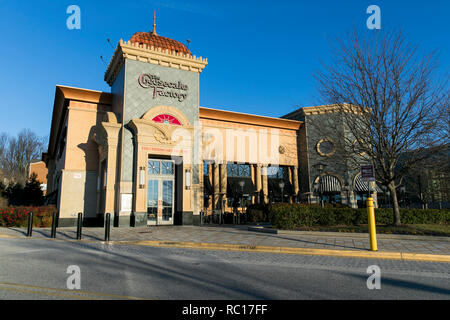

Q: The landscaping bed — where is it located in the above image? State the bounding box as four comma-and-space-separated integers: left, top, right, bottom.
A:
246, 203, 450, 236
283, 224, 450, 237
0, 206, 56, 228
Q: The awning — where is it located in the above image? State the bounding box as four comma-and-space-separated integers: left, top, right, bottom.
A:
203, 175, 213, 196
316, 175, 342, 192
227, 177, 256, 197
268, 178, 295, 197
354, 175, 382, 192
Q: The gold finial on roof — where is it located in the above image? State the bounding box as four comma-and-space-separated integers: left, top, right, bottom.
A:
152, 11, 157, 35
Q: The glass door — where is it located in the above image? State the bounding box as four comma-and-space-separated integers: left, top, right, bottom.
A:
147, 159, 175, 225
147, 179, 159, 223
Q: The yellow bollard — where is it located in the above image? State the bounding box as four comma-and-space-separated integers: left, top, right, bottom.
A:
366, 197, 378, 251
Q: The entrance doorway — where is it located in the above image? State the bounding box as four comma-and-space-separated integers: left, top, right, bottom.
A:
147, 159, 175, 225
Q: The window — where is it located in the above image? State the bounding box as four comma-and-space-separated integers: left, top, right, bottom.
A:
57, 127, 67, 160
161, 161, 173, 175
152, 114, 181, 126
227, 163, 251, 177
268, 166, 283, 179
148, 160, 160, 175
316, 138, 336, 157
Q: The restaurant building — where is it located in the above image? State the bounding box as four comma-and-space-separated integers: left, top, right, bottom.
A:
43, 24, 376, 227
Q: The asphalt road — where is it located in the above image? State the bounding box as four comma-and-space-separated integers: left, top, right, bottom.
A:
0, 238, 449, 300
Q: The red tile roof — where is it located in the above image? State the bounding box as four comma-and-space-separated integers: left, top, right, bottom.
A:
129, 32, 191, 55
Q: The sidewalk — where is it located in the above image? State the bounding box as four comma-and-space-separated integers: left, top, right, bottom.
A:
1, 225, 449, 261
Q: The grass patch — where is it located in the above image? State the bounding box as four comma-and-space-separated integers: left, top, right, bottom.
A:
285, 224, 450, 237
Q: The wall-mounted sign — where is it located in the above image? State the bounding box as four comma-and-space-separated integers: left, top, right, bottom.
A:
138, 73, 188, 102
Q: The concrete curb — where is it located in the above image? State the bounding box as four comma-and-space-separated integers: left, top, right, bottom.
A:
247, 226, 450, 242
1, 232, 449, 263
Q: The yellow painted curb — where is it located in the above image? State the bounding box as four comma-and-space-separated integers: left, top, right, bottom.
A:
0, 234, 19, 239
400, 253, 450, 263
2, 235, 449, 263
111, 240, 449, 263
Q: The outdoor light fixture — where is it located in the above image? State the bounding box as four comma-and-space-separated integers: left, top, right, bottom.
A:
139, 167, 145, 188
238, 180, 245, 225
279, 181, 285, 202
313, 163, 327, 207
313, 163, 327, 173
185, 170, 191, 189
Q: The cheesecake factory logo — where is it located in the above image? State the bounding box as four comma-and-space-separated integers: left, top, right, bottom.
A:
138, 73, 188, 102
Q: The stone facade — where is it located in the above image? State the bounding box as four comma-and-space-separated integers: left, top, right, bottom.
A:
283, 106, 378, 208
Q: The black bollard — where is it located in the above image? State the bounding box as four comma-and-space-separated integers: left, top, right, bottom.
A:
104, 213, 111, 242
50, 212, 57, 238
76, 212, 83, 240
27, 212, 34, 237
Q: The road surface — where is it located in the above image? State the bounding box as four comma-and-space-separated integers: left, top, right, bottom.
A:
0, 238, 449, 299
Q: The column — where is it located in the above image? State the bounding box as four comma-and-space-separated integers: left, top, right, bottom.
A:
288, 167, 293, 203
348, 190, 357, 208
219, 163, 227, 210
213, 163, 220, 211
262, 165, 268, 204
207, 163, 213, 212
293, 166, 299, 202
255, 164, 262, 203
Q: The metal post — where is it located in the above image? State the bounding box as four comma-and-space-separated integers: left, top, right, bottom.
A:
104, 213, 111, 242
76, 212, 83, 240
27, 212, 33, 237
366, 197, 378, 251
51, 212, 57, 238
320, 190, 324, 207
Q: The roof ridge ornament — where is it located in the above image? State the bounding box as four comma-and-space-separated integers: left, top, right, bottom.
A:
152, 10, 157, 35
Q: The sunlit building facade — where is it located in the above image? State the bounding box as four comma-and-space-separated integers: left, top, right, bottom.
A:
43, 25, 376, 227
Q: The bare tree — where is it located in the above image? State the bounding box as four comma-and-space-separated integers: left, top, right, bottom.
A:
1, 130, 45, 185
0, 133, 9, 182
314, 29, 449, 225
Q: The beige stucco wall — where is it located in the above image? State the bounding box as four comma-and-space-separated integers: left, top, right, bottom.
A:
200, 119, 299, 166
59, 170, 98, 219
57, 101, 105, 219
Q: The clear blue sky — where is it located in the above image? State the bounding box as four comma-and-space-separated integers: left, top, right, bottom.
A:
0, 0, 448, 139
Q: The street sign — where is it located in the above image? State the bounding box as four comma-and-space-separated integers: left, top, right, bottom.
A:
360, 164, 375, 181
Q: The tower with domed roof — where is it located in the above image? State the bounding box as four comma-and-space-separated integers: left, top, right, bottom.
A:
104, 16, 208, 227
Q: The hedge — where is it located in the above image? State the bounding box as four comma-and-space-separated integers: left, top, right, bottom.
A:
246, 203, 450, 229
0, 206, 56, 228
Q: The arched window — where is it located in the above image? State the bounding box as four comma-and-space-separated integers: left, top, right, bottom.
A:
152, 114, 181, 126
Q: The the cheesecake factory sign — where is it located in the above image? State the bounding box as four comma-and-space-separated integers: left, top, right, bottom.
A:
138, 73, 188, 102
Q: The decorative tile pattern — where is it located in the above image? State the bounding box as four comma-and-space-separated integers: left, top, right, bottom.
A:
130, 32, 191, 55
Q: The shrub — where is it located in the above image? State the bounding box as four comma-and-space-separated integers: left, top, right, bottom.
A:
246, 203, 270, 222
2, 173, 44, 207
0, 206, 56, 227
268, 203, 450, 229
